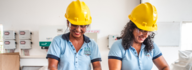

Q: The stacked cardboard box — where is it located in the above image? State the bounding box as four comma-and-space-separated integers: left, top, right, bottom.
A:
0, 53, 20, 70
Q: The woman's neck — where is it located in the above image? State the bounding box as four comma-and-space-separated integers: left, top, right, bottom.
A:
132, 43, 142, 48
131, 40, 142, 55
69, 34, 84, 42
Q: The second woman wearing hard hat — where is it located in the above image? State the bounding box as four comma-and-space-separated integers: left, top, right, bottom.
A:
108, 2, 170, 70
46, 0, 102, 70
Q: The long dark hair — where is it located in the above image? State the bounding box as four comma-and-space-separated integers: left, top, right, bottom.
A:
120, 21, 155, 52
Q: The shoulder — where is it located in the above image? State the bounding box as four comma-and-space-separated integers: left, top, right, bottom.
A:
112, 39, 123, 49
151, 42, 161, 55
113, 39, 122, 45
89, 39, 97, 45
53, 35, 64, 41
152, 42, 159, 50
110, 39, 125, 51
52, 34, 68, 44
87, 38, 99, 50
54, 35, 62, 40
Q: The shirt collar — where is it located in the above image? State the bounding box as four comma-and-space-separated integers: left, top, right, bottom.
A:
62, 32, 91, 43
129, 43, 146, 50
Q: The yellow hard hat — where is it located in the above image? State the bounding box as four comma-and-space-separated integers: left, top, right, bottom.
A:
65, 0, 92, 25
128, 2, 158, 31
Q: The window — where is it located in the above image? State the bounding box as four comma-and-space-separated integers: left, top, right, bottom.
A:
0, 24, 3, 53
180, 22, 192, 50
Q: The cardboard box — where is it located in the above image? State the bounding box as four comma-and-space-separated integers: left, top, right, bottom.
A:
0, 53, 20, 70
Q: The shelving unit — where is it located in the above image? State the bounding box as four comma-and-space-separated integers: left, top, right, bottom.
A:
20, 55, 46, 59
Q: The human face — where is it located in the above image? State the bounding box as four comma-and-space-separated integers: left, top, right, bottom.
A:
68, 22, 88, 38
132, 28, 152, 43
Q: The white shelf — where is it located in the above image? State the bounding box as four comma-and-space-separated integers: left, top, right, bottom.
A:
20, 55, 46, 59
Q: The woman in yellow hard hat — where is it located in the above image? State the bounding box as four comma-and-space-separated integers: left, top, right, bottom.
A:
108, 2, 170, 70
46, 0, 102, 70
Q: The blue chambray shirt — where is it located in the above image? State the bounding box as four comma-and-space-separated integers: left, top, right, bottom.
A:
108, 39, 162, 70
46, 33, 101, 70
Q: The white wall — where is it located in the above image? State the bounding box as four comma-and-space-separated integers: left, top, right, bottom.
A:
154, 22, 181, 46
0, 0, 140, 70
180, 22, 192, 51
150, 0, 192, 21
141, 0, 150, 3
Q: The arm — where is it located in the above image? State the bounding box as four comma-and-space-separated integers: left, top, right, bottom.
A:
108, 40, 124, 70
46, 37, 61, 70
152, 43, 170, 70
48, 58, 59, 70
153, 56, 170, 70
92, 61, 102, 70
90, 40, 102, 70
108, 59, 122, 70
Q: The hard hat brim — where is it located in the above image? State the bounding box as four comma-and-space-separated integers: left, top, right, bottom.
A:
67, 18, 92, 25
131, 19, 158, 31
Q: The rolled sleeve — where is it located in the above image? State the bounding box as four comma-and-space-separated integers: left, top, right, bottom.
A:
90, 40, 102, 63
108, 40, 125, 61
152, 43, 162, 60
46, 36, 61, 61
